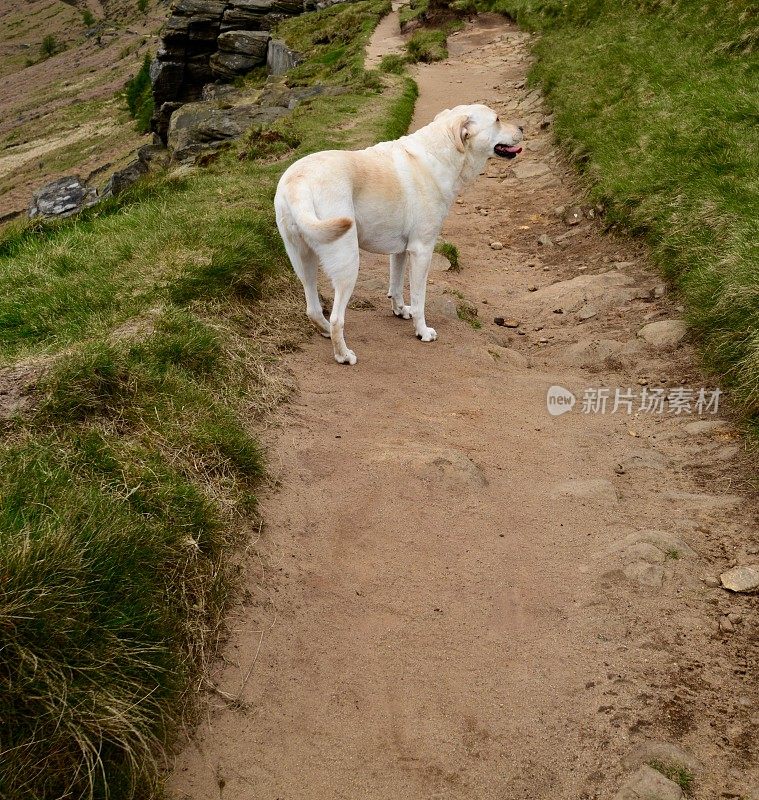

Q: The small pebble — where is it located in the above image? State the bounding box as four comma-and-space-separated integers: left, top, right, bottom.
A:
490, 241, 504, 250
527, 285, 538, 292
702, 576, 720, 588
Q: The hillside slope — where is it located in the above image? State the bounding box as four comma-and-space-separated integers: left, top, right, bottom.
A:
0, 0, 166, 220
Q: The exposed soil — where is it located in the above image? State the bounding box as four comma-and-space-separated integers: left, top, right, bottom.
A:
169, 13, 758, 800
0, 0, 164, 219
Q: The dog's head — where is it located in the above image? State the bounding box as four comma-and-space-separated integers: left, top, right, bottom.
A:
435, 104, 523, 160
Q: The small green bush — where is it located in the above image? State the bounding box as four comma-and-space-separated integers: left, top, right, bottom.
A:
82, 8, 96, 25
124, 53, 154, 133
39, 34, 59, 59
138, 0, 149, 12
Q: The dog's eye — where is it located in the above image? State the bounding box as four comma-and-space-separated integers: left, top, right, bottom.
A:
495, 116, 500, 122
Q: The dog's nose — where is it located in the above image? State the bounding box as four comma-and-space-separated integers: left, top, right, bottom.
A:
518, 126, 524, 133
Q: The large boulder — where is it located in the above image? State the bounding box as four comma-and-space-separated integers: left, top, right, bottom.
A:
101, 159, 149, 200
150, 59, 185, 108
154, 100, 184, 143
221, 9, 285, 29
209, 50, 265, 79
637, 319, 688, 348
167, 101, 289, 161
267, 38, 301, 74
28, 177, 97, 219
217, 30, 270, 57
172, 0, 227, 16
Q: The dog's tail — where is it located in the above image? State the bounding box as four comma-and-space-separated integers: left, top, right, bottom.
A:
298, 213, 353, 245
278, 177, 353, 247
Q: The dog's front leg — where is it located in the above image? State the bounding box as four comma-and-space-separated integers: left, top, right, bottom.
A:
407, 245, 437, 342
388, 252, 411, 319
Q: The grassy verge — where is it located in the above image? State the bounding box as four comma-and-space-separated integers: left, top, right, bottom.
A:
0, 1, 415, 797
478, 0, 759, 430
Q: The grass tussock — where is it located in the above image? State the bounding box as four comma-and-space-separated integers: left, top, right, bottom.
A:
406, 27, 449, 62
435, 239, 461, 271
0, 0, 415, 797
478, 0, 759, 427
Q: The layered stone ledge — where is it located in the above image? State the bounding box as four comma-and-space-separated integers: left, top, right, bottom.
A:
151, 0, 308, 142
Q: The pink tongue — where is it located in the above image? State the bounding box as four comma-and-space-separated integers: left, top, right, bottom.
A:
505, 145, 522, 153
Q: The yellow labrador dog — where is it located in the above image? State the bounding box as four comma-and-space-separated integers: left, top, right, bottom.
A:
274, 104, 523, 364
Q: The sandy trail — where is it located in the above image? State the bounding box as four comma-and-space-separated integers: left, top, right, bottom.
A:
169, 13, 758, 800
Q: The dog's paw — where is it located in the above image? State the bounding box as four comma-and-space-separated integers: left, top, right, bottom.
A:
335, 349, 357, 365
392, 305, 412, 320
416, 326, 437, 342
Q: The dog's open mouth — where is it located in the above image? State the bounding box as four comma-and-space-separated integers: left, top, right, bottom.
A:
494, 143, 522, 159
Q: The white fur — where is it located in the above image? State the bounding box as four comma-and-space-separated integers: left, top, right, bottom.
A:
274, 104, 523, 365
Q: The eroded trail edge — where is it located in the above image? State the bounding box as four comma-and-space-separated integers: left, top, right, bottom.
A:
170, 14, 758, 800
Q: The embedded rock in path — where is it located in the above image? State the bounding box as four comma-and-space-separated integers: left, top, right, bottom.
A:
623, 561, 665, 589
553, 478, 619, 504
683, 419, 728, 436
427, 294, 459, 320
527, 272, 639, 317
371, 444, 488, 489
28, 176, 98, 219
561, 337, 642, 369
563, 205, 583, 226
511, 160, 551, 179
618, 448, 668, 472
664, 490, 743, 512
720, 565, 759, 593
637, 319, 688, 348
614, 766, 684, 800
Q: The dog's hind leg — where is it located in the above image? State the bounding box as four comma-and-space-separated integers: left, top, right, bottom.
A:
387, 252, 411, 320
283, 236, 331, 337
323, 246, 360, 365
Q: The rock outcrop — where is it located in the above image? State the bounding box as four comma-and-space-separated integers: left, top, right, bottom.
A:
151, 0, 309, 142
28, 177, 98, 219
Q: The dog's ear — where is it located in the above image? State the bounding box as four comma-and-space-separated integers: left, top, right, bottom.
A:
450, 114, 471, 153
434, 108, 451, 121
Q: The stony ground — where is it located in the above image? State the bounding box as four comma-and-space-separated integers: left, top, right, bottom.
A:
0, 0, 165, 220
169, 13, 758, 800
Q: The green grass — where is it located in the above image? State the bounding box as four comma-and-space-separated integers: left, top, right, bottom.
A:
380, 75, 419, 140
475, 0, 759, 428
648, 759, 695, 794
124, 53, 154, 134
435, 239, 461, 271
379, 53, 408, 74
406, 27, 449, 62
0, 1, 413, 797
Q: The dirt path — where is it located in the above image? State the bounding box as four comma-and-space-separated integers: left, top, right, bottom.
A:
169, 14, 758, 800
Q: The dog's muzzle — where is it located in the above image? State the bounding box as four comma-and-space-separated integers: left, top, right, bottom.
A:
494, 143, 522, 159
